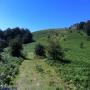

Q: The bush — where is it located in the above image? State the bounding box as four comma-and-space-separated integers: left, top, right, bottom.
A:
80, 42, 84, 48
47, 40, 64, 61
4, 75, 11, 85
87, 36, 90, 41
10, 38, 23, 57
35, 44, 45, 57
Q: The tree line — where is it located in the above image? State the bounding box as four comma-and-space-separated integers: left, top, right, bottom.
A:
70, 20, 90, 36
0, 27, 33, 49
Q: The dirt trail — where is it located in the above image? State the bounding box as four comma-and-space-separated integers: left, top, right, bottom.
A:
15, 52, 75, 90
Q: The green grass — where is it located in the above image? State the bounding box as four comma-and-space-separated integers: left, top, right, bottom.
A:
14, 29, 90, 90
59, 31, 90, 90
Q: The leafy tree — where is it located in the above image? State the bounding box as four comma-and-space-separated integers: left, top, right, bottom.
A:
78, 22, 86, 30
22, 29, 33, 44
35, 43, 45, 57
0, 29, 4, 39
3, 27, 33, 45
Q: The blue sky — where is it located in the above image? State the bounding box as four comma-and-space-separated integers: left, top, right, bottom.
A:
0, 0, 90, 31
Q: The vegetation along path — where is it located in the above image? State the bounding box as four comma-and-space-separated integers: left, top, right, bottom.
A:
15, 52, 76, 90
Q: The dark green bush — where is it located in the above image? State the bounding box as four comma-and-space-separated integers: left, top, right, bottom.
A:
80, 42, 84, 48
10, 38, 23, 57
87, 36, 90, 41
4, 75, 11, 85
35, 43, 45, 57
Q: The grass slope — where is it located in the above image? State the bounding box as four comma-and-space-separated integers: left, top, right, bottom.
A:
15, 29, 90, 90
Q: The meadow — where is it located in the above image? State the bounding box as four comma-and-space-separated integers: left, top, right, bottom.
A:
0, 29, 90, 90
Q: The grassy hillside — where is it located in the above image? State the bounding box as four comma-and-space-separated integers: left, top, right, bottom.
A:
14, 30, 90, 90
33, 29, 67, 41
59, 30, 90, 90
12, 29, 90, 89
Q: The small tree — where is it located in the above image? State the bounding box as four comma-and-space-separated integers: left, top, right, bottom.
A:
35, 43, 45, 57
47, 40, 64, 61
10, 38, 23, 57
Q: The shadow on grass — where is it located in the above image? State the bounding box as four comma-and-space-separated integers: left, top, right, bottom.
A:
59, 59, 71, 64
64, 48, 71, 52
21, 55, 31, 60
24, 57, 32, 60
46, 58, 71, 67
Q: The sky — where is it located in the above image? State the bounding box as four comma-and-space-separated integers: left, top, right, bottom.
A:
0, 0, 90, 32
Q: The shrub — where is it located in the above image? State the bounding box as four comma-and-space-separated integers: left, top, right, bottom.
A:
35, 43, 45, 57
80, 42, 84, 48
10, 38, 23, 57
47, 35, 50, 38
87, 36, 90, 41
4, 75, 11, 85
47, 40, 64, 61
69, 30, 73, 33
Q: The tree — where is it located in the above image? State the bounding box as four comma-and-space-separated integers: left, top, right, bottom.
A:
3, 27, 33, 44
35, 44, 45, 57
22, 29, 33, 44
47, 40, 64, 61
78, 22, 86, 30
0, 29, 4, 39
